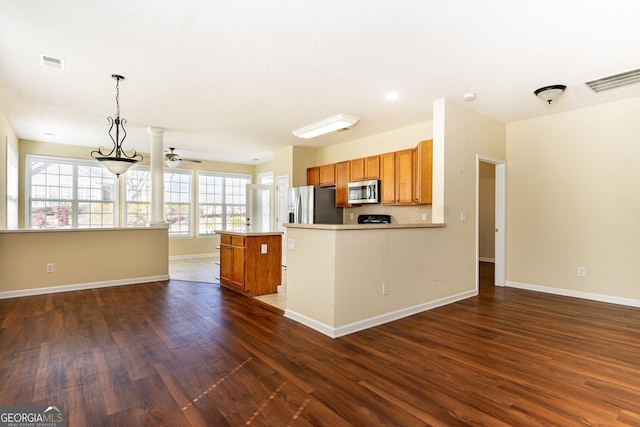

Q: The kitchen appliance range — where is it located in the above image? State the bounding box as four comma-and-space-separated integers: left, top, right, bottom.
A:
357, 214, 391, 224
347, 179, 379, 204
288, 185, 343, 224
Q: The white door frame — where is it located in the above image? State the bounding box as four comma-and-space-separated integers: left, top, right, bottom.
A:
476, 154, 506, 287
275, 175, 289, 266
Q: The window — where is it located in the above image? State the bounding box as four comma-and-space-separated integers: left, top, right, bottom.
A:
26, 155, 117, 229
124, 167, 151, 227
198, 172, 251, 234
6, 143, 18, 229
165, 170, 193, 236
258, 171, 274, 185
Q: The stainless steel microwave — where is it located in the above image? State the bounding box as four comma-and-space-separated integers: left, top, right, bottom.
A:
348, 180, 379, 204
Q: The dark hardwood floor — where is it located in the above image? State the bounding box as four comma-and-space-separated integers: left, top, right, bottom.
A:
2, 262, 640, 426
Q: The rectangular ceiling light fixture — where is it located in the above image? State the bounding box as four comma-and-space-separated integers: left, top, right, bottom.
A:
39, 54, 65, 70
585, 68, 640, 93
292, 114, 360, 139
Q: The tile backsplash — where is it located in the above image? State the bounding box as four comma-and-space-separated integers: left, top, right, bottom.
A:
344, 204, 433, 225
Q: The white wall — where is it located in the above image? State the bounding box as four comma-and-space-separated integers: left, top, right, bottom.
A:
506, 96, 640, 303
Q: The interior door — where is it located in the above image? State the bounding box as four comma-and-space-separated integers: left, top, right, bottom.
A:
245, 184, 274, 232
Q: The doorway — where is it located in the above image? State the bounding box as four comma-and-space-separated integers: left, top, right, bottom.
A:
477, 155, 505, 288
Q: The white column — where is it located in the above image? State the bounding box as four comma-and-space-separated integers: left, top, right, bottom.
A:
148, 127, 166, 225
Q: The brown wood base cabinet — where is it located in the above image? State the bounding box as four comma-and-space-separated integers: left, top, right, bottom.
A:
218, 232, 282, 296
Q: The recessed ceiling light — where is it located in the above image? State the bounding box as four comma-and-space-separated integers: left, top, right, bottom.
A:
39, 54, 65, 70
44, 132, 55, 136
385, 91, 399, 101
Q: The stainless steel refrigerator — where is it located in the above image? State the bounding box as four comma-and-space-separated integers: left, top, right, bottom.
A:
287, 185, 343, 224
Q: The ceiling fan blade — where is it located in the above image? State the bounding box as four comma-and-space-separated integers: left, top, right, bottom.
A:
182, 158, 202, 163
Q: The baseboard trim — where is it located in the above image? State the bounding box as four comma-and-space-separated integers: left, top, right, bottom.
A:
169, 253, 218, 261
284, 289, 477, 339
506, 280, 640, 308
0, 275, 170, 300
478, 257, 495, 263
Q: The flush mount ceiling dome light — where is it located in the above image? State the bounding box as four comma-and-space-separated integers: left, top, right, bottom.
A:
292, 114, 360, 139
533, 84, 567, 106
91, 74, 142, 177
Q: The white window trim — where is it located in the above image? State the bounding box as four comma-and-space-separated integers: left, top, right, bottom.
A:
165, 168, 194, 237
6, 142, 18, 229
197, 170, 252, 236
123, 164, 151, 228
25, 154, 119, 229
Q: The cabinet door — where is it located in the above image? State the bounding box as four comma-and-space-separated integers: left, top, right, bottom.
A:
380, 152, 396, 204
413, 140, 433, 204
395, 149, 414, 204
335, 161, 351, 207
307, 167, 320, 186
231, 246, 245, 288
364, 156, 380, 180
220, 243, 232, 285
350, 158, 365, 182
319, 164, 336, 187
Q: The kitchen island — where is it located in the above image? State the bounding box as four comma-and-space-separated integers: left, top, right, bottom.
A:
215, 229, 282, 297
283, 222, 476, 338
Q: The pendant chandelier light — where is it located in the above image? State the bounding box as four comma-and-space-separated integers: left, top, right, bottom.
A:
91, 74, 142, 176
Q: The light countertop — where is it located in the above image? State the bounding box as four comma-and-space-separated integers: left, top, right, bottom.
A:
284, 223, 446, 230
214, 229, 283, 236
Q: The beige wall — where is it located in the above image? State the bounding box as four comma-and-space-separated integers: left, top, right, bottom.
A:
0, 227, 168, 295
0, 110, 19, 229
506, 96, 640, 301
317, 121, 433, 164
438, 99, 505, 293
285, 100, 506, 336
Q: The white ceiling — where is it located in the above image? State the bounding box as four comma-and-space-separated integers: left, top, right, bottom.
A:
1, 1, 640, 165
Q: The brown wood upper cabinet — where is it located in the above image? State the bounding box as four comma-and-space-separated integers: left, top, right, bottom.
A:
308, 164, 336, 186
307, 167, 320, 186
394, 149, 414, 204
413, 140, 433, 204
380, 152, 396, 204
350, 155, 380, 182
335, 161, 351, 207
380, 140, 432, 205
319, 164, 336, 187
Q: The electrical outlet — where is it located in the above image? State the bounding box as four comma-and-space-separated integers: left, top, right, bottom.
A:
422, 212, 428, 221
261, 243, 268, 254
46, 263, 55, 273
578, 267, 586, 277
349, 213, 354, 220
382, 281, 389, 295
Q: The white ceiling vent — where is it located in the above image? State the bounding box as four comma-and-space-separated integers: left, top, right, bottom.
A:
585, 68, 640, 93
39, 54, 65, 70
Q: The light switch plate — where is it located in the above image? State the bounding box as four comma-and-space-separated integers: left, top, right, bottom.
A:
287, 239, 295, 250
261, 243, 268, 254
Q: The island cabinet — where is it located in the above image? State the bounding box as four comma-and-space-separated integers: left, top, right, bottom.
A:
218, 232, 282, 296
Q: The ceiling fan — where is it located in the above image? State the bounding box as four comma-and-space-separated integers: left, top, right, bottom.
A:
164, 147, 202, 168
